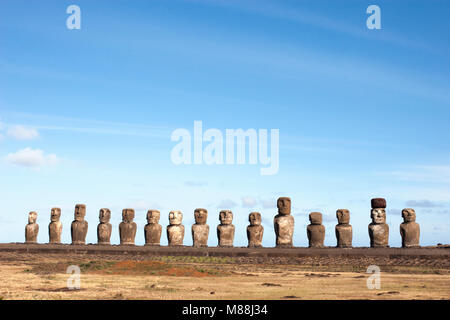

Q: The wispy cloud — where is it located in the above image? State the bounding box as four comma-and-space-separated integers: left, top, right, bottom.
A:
4, 148, 59, 168
405, 200, 443, 208
7, 125, 39, 140
241, 196, 257, 208
381, 165, 450, 184
185, 180, 208, 187
217, 199, 237, 209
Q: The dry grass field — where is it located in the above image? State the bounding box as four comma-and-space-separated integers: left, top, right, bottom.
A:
0, 252, 449, 300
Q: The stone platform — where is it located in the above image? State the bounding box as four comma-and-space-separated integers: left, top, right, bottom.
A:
1, 243, 449, 259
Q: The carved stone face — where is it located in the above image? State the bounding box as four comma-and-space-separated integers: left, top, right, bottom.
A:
277, 197, 291, 215
99, 208, 111, 223
194, 208, 208, 224
249, 212, 262, 226
169, 211, 182, 225
147, 210, 160, 224
28, 211, 37, 224
402, 208, 416, 223
50, 208, 61, 222
219, 210, 233, 225
122, 209, 135, 223
336, 209, 350, 224
371, 208, 386, 224
309, 212, 322, 225
74, 204, 86, 221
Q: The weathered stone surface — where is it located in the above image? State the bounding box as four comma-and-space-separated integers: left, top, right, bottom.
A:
400, 208, 420, 248
71, 204, 88, 245
307, 212, 325, 248
335, 209, 352, 248
25, 211, 39, 243
192, 208, 209, 247
217, 210, 235, 247
97, 208, 112, 245
247, 212, 264, 248
48, 207, 62, 244
369, 199, 389, 247
371, 198, 386, 209
167, 210, 185, 246
145, 210, 162, 246
119, 209, 137, 245
274, 197, 294, 247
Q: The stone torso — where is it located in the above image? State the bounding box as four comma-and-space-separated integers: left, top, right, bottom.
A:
307, 224, 325, 247
49, 221, 62, 244
97, 223, 112, 244
247, 225, 264, 248
274, 214, 294, 247
145, 223, 162, 245
25, 224, 39, 243
119, 222, 137, 245
369, 223, 389, 247
217, 224, 235, 247
335, 224, 352, 248
192, 224, 209, 247
71, 220, 88, 244
400, 222, 420, 248
167, 225, 185, 246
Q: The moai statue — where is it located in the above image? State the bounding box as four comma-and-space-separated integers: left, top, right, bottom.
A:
247, 212, 264, 248
307, 212, 325, 248
217, 210, 235, 247
191, 208, 209, 247
400, 208, 420, 248
167, 210, 185, 246
368, 198, 389, 248
97, 208, 112, 245
71, 204, 88, 245
25, 211, 39, 243
119, 209, 137, 245
48, 207, 62, 244
145, 209, 162, 246
274, 197, 294, 247
335, 209, 352, 248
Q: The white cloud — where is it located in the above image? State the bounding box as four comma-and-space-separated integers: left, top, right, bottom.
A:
185, 180, 208, 187
261, 199, 276, 209
7, 125, 40, 140
217, 199, 237, 209
128, 200, 162, 211
242, 196, 257, 208
381, 165, 450, 184
5, 148, 59, 168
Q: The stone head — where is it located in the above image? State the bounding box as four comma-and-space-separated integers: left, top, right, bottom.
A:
147, 210, 160, 224
122, 209, 135, 223
169, 210, 183, 225
99, 208, 111, 223
336, 209, 350, 224
309, 212, 322, 225
28, 211, 37, 224
277, 197, 291, 215
219, 210, 233, 225
371, 208, 386, 224
194, 208, 208, 225
50, 208, 61, 222
74, 204, 86, 221
249, 212, 262, 226
402, 208, 416, 223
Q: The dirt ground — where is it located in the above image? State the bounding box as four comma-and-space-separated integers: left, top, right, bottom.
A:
0, 252, 449, 300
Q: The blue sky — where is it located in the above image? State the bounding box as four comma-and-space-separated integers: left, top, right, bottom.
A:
0, 0, 449, 247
